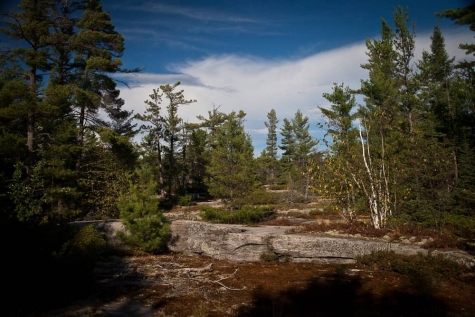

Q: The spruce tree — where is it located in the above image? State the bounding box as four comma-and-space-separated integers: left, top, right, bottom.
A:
263, 108, 279, 184
319, 83, 359, 220
205, 111, 255, 207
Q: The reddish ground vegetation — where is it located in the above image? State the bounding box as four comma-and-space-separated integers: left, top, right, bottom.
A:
34, 253, 475, 317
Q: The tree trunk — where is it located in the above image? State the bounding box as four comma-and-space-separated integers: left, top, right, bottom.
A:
157, 132, 165, 199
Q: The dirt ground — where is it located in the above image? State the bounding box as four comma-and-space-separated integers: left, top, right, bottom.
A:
33, 252, 475, 317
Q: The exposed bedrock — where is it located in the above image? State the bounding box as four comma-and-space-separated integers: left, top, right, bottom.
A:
168, 220, 475, 266
72, 219, 475, 267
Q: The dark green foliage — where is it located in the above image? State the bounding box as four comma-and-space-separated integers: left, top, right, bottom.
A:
205, 110, 256, 205
176, 194, 192, 206
199, 205, 273, 224
437, 5, 475, 59
117, 181, 171, 254
233, 189, 282, 206
55, 224, 107, 263
260, 252, 279, 262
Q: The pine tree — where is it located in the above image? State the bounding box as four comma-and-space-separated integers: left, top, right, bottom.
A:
437, 5, 475, 61
161, 82, 196, 198
319, 83, 359, 221
72, 0, 124, 170
205, 111, 255, 207
0, 0, 52, 166
185, 126, 208, 193
279, 118, 295, 165
263, 108, 279, 184
117, 165, 170, 254
136, 88, 166, 199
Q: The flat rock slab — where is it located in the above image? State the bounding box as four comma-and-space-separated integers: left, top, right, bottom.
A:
72, 219, 475, 267
168, 220, 475, 266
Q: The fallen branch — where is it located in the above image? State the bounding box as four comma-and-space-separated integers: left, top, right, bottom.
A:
165, 263, 214, 275
211, 269, 246, 291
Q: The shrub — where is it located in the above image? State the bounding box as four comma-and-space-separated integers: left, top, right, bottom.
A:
177, 194, 192, 206
199, 205, 274, 224
260, 252, 279, 262
446, 214, 475, 239
117, 181, 171, 254
308, 205, 340, 216
286, 211, 304, 218
56, 225, 106, 261
230, 190, 282, 207
268, 184, 287, 190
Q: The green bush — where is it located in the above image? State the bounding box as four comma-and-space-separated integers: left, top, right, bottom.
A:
260, 252, 279, 262
177, 194, 192, 206
199, 205, 274, 224
268, 184, 287, 190
249, 190, 282, 205
117, 181, 171, 254
56, 225, 106, 260
445, 214, 475, 239
308, 207, 339, 216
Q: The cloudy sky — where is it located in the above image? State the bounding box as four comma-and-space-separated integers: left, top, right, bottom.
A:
2, 0, 474, 155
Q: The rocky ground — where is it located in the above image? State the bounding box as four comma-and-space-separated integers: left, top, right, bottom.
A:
30, 252, 475, 317
26, 201, 475, 317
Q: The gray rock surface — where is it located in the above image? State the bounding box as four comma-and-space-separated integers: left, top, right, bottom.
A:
73, 219, 475, 267
168, 220, 458, 265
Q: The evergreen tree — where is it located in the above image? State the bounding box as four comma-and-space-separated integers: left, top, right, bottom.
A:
437, 5, 475, 61
292, 109, 318, 199
205, 111, 255, 207
72, 0, 125, 171
184, 125, 208, 193
319, 83, 359, 221
161, 82, 196, 198
0, 0, 52, 166
117, 165, 170, 254
265, 109, 279, 160
279, 118, 295, 165
135, 88, 166, 199
263, 108, 279, 184
417, 25, 456, 137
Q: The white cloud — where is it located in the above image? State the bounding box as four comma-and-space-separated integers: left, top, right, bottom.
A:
117, 29, 473, 156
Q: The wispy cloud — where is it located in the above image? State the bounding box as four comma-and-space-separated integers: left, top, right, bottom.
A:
119, 30, 473, 155
128, 2, 261, 24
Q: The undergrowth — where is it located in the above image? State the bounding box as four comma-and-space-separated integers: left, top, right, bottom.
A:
199, 205, 275, 224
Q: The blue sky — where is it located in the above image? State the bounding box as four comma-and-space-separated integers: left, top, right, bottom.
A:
2, 0, 474, 156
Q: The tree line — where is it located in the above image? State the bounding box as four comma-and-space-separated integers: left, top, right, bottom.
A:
1, 1, 474, 239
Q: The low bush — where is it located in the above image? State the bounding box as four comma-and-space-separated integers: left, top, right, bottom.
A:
286, 210, 305, 218
232, 189, 283, 206
176, 194, 192, 206
260, 252, 279, 262
56, 225, 107, 261
199, 205, 274, 224
268, 184, 287, 190
446, 214, 475, 239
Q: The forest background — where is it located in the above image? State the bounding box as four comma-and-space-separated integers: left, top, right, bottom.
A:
1, 0, 475, 313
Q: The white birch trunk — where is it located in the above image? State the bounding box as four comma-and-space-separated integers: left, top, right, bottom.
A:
356, 124, 392, 229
